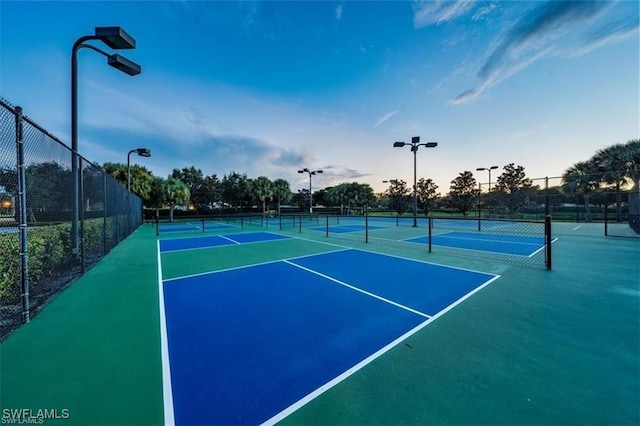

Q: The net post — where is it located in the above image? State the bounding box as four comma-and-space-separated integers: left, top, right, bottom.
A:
604, 193, 608, 236
241, 216, 244, 230
155, 216, 159, 236
299, 215, 302, 233
326, 215, 329, 237
279, 213, 282, 230
202, 217, 205, 233
396, 215, 399, 227
545, 215, 552, 270
365, 204, 369, 243
428, 216, 432, 253
477, 217, 481, 232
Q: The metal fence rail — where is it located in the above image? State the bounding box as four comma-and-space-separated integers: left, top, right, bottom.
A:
0, 97, 143, 341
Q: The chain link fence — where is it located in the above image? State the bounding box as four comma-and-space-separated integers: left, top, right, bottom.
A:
476, 175, 639, 238
0, 97, 142, 341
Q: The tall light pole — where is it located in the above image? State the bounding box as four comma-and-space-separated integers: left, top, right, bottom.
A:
71, 26, 141, 258
127, 148, 151, 191
393, 136, 437, 227
476, 166, 499, 218
297, 168, 323, 213
476, 166, 499, 191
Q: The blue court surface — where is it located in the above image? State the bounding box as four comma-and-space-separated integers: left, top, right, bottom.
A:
406, 231, 548, 256
159, 231, 290, 252
158, 222, 236, 233
160, 248, 498, 425
432, 219, 511, 230
308, 224, 386, 233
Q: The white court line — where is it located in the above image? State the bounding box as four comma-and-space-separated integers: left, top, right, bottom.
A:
283, 260, 431, 319
156, 240, 175, 426
262, 272, 501, 426
162, 248, 351, 283
528, 237, 559, 258
573, 225, 582, 231
160, 234, 293, 254
219, 235, 241, 244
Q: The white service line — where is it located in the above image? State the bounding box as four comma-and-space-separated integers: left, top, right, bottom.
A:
219, 235, 242, 244
283, 259, 431, 319
156, 240, 175, 426
263, 272, 501, 426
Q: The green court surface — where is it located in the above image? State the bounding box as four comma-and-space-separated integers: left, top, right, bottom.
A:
1, 221, 638, 425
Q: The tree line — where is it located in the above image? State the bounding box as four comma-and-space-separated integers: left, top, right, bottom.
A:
103, 138, 637, 221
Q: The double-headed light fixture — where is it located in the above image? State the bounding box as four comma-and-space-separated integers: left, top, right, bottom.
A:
127, 148, 151, 191
297, 168, 323, 213
70, 26, 142, 257
393, 136, 437, 227
476, 165, 499, 191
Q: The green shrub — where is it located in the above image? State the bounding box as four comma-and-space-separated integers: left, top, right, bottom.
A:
0, 233, 20, 301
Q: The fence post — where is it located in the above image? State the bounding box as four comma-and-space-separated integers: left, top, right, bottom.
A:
15, 106, 30, 323
79, 157, 85, 273
545, 215, 552, 270
103, 172, 107, 255
545, 177, 549, 216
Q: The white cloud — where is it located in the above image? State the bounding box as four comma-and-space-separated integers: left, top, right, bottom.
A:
374, 110, 398, 128
413, 0, 477, 28
450, 0, 638, 104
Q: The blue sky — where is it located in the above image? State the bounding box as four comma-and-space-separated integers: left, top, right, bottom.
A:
1, 0, 638, 194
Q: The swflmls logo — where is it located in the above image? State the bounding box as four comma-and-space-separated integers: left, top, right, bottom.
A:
1, 409, 70, 424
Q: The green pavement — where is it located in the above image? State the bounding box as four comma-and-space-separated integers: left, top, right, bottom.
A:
1, 221, 638, 425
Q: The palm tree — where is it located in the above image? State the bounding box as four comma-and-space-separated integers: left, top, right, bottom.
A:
164, 178, 190, 222
326, 185, 348, 215
251, 176, 274, 215
562, 161, 599, 222
327, 183, 374, 215
272, 178, 292, 216
594, 143, 629, 222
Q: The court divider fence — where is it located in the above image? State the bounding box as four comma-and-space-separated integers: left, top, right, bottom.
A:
0, 97, 143, 341
156, 210, 552, 270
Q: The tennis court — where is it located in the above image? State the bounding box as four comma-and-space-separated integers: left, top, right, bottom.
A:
1, 222, 638, 426
158, 232, 498, 425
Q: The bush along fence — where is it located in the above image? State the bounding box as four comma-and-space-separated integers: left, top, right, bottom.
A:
0, 97, 143, 341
